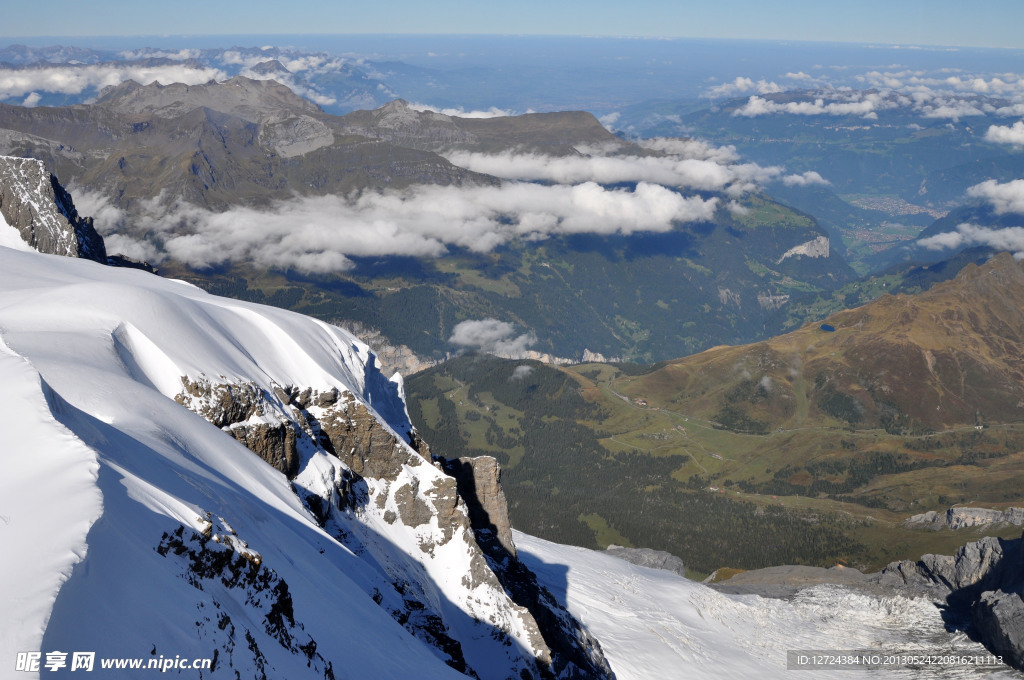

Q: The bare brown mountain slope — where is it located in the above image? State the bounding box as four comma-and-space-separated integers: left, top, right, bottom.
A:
626, 252, 1024, 434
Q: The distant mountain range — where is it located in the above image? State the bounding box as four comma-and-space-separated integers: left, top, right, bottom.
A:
0, 77, 861, 362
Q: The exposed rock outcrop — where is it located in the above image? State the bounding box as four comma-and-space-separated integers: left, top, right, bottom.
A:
905, 507, 1024, 531
317, 392, 429, 480
174, 371, 615, 680
157, 525, 337, 680
441, 456, 516, 558
604, 545, 686, 578
876, 532, 1024, 670
777, 234, 829, 263
440, 455, 613, 680
0, 155, 105, 262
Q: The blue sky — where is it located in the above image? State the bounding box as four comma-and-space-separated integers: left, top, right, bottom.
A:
3, 0, 1023, 49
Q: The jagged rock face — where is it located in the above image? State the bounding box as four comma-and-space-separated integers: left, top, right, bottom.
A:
880, 536, 1011, 593
157, 525, 337, 680
318, 391, 429, 480
441, 456, 517, 559
176, 376, 302, 478
0, 155, 105, 262
877, 532, 1024, 670
173, 372, 616, 679
439, 457, 614, 680
905, 507, 1024, 530
973, 590, 1024, 668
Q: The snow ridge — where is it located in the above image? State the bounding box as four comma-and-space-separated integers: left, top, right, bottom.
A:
0, 246, 596, 679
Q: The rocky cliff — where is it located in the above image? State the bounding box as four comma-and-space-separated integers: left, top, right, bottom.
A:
175, 368, 613, 680
905, 507, 1024, 530
877, 533, 1024, 669
0, 155, 105, 261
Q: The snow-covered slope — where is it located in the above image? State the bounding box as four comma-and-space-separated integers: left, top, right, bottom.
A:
0, 245, 606, 679
518, 533, 1019, 679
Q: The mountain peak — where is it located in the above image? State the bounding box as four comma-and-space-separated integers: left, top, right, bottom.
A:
93, 75, 322, 122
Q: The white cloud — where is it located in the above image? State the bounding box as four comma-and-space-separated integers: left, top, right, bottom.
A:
443, 142, 783, 196
919, 99, 985, 120
704, 77, 781, 99
118, 48, 200, 61
444, 150, 751, 191
637, 138, 740, 164
103, 233, 163, 263
94, 181, 719, 273
0, 63, 226, 100
967, 179, 1024, 214
449, 319, 536, 355
727, 200, 750, 217
239, 68, 337, 106
407, 102, 518, 118
21, 92, 40, 107
919, 223, 1024, 257
733, 94, 890, 118
985, 121, 1024, 147
598, 112, 621, 130
782, 171, 831, 187
510, 365, 534, 381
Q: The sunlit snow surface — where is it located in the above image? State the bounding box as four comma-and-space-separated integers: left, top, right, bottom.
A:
0, 246, 466, 679
517, 534, 1021, 679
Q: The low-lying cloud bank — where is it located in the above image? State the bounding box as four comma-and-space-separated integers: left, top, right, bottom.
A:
917, 179, 1024, 258
0, 63, 227, 103
967, 179, 1024, 214
82, 181, 719, 273
407, 102, 520, 118
705, 67, 1024, 123
919, 223, 1024, 259
443, 141, 824, 196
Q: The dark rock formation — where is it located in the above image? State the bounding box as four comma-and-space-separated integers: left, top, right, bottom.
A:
0, 155, 105, 262
174, 372, 615, 679
175, 376, 303, 478
229, 421, 301, 479
876, 533, 1024, 670
440, 456, 516, 558
157, 525, 336, 680
440, 456, 614, 680
317, 392, 429, 480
